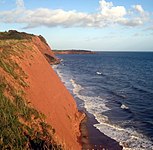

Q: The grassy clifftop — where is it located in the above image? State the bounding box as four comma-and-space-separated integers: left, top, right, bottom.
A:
0, 31, 62, 149
0, 30, 34, 40
0, 30, 59, 65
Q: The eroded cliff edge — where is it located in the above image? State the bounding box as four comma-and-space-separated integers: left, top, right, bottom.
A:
0, 30, 85, 149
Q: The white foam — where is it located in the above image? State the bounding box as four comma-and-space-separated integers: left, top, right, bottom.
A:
70, 79, 153, 150
70, 79, 110, 113
53, 67, 153, 150
70, 79, 83, 94
95, 122, 153, 150
52, 65, 57, 69
53, 66, 73, 92
121, 104, 129, 110
55, 68, 63, 79
96, 71, 102, 75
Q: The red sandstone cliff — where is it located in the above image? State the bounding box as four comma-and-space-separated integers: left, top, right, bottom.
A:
24, 36, 84, 149
0, 30, 84, 149
32, 35, 60, 64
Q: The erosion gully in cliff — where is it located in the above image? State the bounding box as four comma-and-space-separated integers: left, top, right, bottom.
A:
0, 30, 85, 150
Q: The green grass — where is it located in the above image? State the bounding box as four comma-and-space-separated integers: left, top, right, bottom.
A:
0, 81, 27, 149
38, 35, 48, 45
0, 78, 62, 150
0, 40, 29, 87
0, 32, 63, 149
0, 30, 34, 40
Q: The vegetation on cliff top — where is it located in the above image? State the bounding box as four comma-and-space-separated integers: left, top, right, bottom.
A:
0, 31, 62, 149
38, 35, 49, 46
0, 30, 58, 65
0, 30, 34, 40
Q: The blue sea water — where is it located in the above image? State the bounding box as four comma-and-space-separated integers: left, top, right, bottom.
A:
53, 52, 153, 150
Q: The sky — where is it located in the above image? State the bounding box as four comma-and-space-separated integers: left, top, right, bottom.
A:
0, 0, 153, 51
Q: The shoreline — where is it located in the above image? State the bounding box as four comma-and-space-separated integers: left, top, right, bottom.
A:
52, 53, 153, 150
79, 106, 123, 150
79, 112, 92, 149
53, 64, 123, 149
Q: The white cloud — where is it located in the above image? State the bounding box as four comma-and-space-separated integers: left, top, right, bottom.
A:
99, 0, 127, 18
133, 5, 144, 14
16, 0, 24, 8
118, 17, 144, 26
0, 0, 150, 29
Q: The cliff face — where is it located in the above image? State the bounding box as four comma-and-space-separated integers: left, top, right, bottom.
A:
32, 35, 60, 64
0, 30, 84, 149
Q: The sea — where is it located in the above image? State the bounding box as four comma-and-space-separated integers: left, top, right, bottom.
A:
53, 52, 153, 150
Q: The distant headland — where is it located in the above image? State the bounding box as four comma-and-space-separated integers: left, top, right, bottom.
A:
53, 49, 96, 54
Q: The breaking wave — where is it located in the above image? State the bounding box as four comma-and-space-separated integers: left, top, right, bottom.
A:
70, 79, 153, 150
53, 62, 153, 150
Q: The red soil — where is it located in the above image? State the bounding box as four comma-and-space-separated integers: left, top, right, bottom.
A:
32, 36, 60, 64
19, 37, 85, 149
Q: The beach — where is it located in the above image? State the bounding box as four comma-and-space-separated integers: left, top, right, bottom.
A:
53, 64, 123, 150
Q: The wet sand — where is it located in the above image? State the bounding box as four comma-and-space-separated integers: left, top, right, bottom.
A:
78, 98, 123, 150
86, 112, 123, 150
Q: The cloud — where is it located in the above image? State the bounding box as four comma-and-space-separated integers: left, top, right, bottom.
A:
99, 0, 127, 18
133, 5, 144, 14
145, 25, 153, 30
16, 0, 24, 8
118, 17, 145, 26
0, 0, 151, 29
18, 9, 93, 28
